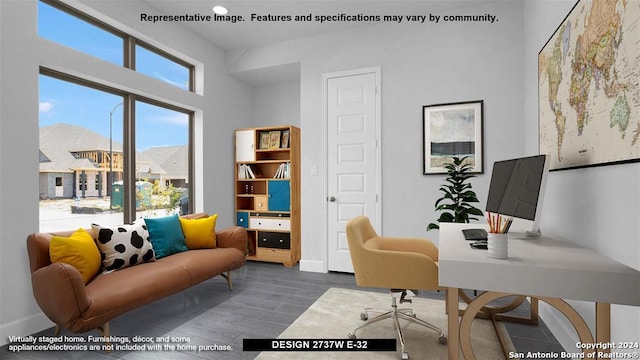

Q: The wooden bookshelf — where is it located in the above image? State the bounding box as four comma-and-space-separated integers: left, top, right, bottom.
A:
234, 126, 300, 267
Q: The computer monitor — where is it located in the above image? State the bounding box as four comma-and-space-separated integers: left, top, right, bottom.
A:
485, 154, 550, 237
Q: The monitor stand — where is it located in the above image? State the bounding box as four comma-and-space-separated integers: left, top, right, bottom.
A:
508, 229, 542, 239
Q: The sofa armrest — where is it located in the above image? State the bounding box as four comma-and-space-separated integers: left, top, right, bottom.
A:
216, 226, 248, 255
31, 262, 90, 329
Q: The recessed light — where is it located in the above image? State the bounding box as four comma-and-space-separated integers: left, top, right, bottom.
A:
213, 6, 228, 15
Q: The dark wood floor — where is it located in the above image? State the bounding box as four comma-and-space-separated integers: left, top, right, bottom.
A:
1, 261, 564, 359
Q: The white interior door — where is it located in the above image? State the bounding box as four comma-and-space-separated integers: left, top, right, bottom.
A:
326, 69, 380, 273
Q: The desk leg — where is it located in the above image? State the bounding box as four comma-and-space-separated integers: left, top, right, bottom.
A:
596, 302, 611, 359
446, 287, 460, 360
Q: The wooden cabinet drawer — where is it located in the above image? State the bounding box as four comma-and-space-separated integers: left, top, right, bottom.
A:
250, 217, 291, 231
257, 231, 291, 249
256, 248, 291, 263
253, 196, 268, 211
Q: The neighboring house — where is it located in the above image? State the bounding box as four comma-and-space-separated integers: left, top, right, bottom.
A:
39, 123, 166, 199
142, 145, 189, 188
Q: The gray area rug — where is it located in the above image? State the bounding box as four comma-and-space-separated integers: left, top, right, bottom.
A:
256, 287, 512, 359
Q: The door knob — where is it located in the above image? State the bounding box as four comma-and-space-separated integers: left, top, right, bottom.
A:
328, 196, 336, 202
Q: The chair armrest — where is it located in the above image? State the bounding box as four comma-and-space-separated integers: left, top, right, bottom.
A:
357, 237, 441, 290
216, 226, 248, 255
31, 263, 90, 329
372, 237, 439, 262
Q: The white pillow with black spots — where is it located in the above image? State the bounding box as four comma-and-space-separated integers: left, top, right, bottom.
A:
91, 218, 156, 273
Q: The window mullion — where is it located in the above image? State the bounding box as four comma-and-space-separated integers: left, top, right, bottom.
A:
188, 113, 195, 214
123, 95, 136, 223
125, 35, 135, 70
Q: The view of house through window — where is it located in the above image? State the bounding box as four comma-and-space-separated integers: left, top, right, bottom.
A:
39, 75, 192, 232
135, 101, 190, 220
39, 74, 125, 231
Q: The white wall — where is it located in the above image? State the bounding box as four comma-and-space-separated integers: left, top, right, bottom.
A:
251, 80, 301, 128
227, 2, 525, 271
523, 0, 640, 352
0, 0, 251, 344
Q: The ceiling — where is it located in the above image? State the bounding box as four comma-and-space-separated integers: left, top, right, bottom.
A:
144, 0, 496, 51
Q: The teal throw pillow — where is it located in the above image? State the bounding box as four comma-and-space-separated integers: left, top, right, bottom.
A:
145, 214, 188, 259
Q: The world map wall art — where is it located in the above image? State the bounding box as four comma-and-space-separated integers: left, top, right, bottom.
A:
538, 0, 640, 171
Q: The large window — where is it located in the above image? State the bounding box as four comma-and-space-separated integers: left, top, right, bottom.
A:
37, 1, 196, 232
38, 0, 194, 232
39, 73, 193, 232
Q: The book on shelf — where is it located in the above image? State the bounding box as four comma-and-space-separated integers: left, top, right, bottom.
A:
273, 162, 291, 179
247, 165, 256, 179
238, 164, 256, 179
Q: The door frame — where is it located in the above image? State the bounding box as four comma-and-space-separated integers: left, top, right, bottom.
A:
321, 66, 382, 273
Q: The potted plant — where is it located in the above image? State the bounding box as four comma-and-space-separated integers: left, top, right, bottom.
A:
427, 156, 484, 231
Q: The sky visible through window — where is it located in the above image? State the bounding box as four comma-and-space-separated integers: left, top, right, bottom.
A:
38, 1, 190, 151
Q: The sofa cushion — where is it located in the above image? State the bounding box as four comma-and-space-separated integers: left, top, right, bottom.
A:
145, 214, 188, 259
179, 214, 218, 249
49, 228, 101, 284
83, 260, 192, 329
91, 219, 155, 273
157, 248, 246, 285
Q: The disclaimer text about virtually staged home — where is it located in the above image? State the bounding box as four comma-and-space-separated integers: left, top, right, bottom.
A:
6, 335, 232, 353
139, 12, 499, 24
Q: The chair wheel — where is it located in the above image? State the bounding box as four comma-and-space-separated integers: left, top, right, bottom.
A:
360, 313, 368, 321
401, 351, 409, 360
347, 333, 356, 340
439, 335, 448, 345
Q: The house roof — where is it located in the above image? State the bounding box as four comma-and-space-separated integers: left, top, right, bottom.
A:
39, 124, 109, 173
39, 123, 165, 175
142, 145, 188, 179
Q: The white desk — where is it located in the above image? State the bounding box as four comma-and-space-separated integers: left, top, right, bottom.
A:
438, 223, 640, 359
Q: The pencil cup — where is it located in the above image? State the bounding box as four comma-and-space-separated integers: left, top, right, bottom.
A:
487, 233, 508, 259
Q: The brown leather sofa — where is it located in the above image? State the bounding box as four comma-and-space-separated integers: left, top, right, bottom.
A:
26, 213, 247, 336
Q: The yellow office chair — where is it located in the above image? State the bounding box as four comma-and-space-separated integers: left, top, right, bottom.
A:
346, 216, 447, 360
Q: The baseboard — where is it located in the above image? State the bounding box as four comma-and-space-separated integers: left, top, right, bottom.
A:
299, 259, 325, 273
0, 312, 53, 346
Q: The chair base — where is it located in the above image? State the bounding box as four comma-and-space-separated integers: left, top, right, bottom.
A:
347, 294, 447, 360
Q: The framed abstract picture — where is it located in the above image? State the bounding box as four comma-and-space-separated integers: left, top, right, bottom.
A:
539, 0, 640, 171
423, 100, 483, 174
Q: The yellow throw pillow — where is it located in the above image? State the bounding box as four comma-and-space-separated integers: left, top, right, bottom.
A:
179, 214, 218, 249
49, 228, 101, 284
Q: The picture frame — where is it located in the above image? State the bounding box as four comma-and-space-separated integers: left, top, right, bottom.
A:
280, 129, 290, 148
259, 131, 270, 149
268, 131, 281, 150
423, 100, 483, 174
